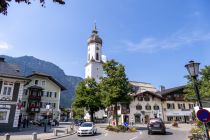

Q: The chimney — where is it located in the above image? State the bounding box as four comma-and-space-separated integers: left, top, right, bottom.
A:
0, 57, 5, 62
160, 85, 165, 91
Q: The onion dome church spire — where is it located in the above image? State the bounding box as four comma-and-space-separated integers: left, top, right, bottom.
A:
87, 23, 102, 45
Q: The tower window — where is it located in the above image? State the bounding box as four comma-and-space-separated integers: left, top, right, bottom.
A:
96, 53, 99, 60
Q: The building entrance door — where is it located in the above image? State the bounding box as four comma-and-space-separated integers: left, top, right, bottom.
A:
135, 115, 141, 123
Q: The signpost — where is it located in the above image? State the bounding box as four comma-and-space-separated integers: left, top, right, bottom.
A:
196, 109, 210, 123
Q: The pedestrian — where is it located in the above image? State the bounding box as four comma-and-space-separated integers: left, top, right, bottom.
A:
23, 117, 26, 128
18, 114, 22, 130
26, 116, 29, 128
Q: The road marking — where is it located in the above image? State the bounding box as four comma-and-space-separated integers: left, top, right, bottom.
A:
104, 133, 108, 136
129, 136, 138, 140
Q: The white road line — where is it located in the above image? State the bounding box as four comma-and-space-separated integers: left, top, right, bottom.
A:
129, 136, 138, 140
104, 133, 108, 136
139, 131, 142, 135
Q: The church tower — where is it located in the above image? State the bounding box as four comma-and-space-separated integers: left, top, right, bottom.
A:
85, 23, 103, 83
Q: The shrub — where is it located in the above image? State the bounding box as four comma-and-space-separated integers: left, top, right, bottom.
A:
116, 125, 127, 132
190, 127, 204, 135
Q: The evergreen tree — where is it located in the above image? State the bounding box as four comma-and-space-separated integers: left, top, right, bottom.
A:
99, 59, 133, 126
73, 78, 102, 122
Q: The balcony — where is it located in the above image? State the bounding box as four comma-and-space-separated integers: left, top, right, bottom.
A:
28, 95, 41, 101
27, 107, 40, 113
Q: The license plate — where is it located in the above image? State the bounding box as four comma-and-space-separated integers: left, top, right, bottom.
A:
154, 124, 160, 127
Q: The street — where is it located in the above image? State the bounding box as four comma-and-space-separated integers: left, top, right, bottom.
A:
56, 124, 190, 140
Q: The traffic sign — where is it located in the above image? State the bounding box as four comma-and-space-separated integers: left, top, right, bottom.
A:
196, 109, 210, 123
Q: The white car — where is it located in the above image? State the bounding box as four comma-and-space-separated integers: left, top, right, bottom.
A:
77, 122, 97, 136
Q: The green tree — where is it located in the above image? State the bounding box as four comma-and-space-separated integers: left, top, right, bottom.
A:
184, 65, 210, 101
0, 0, 65, 15
99, 59, 133, 126
72, 78, 102, 122
71, 106, 84, 119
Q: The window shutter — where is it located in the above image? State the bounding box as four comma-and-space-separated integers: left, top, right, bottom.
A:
0, 81, 3, 93
12, 83, 20, 101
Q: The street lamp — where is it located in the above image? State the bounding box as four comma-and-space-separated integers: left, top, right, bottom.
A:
44, 104, 50, 132
185, 60, 209, 140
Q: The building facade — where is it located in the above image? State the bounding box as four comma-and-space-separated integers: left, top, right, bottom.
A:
115, 81, 163, 125
21, 72, 65, 121
159, 86, 195, 123
0, 57, 28, 132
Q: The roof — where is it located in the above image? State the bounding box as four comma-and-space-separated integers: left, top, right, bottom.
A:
157, 85, 186, 96
131, 91, 164, 99
26, 72, 66, 91
28, 85, 44, 90
0, 58, 21, 77
87, 23, 102, 45
0, 57, 28, 80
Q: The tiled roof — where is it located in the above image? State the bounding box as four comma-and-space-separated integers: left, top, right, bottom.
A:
157, 85, 186, 96
0, 59, 21, 77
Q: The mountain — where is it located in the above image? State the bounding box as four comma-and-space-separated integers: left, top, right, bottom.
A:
0, 55, 83, 107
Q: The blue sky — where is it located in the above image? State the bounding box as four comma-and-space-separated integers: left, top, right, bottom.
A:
0, 0, 210, 89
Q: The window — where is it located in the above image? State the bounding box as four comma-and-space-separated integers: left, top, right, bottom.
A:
167, 103, 175, 109
54, 92, 57, 98
35, 80, 38, 85
117, 106, 120, 110
53, 103, 56, 108
49, 92, 52, 97
145, 104, 151, 110
189, 104, 194, 109
0, 111, 7, 120
137, 96, 143, 101
0, 108, 10, 123
22, 101, 26, 107
167, 116, 173, 121
23, 89, 28, 96
1, 81, 13, 96
178, 103, 185, 109
96, 53, 99, 60
144, 96, 150, 101
136, 105, 142, 110
153, 105, 159, 110
47, 92, 49, 97
41, 81, 45, 86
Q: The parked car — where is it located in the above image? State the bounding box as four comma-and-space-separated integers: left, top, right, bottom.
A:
77, 122, 97, 136
147, 118, 166, 135
74, 119, 85, 126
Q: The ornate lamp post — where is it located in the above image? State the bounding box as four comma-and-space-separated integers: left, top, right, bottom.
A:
185, 60, 209, 140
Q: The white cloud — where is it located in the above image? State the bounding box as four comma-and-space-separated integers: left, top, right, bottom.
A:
121, 30, 210, 53
0, 42, 10, 50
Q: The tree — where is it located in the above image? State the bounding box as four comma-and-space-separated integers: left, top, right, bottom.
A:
184, 65, 210, 102
99, 59, 133, 126
71, 106, 84, 120
0, 0, 65, 15
72, 78, 102, 122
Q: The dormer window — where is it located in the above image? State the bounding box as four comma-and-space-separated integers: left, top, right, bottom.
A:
35, 80, 38, 85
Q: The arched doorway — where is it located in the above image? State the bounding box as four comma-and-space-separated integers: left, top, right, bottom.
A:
134, 114, 141, 124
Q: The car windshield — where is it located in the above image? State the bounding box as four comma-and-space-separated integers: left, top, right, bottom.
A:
81, 123, 92, 127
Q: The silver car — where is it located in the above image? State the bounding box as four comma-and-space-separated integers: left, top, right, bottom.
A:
77, 122, 97, 136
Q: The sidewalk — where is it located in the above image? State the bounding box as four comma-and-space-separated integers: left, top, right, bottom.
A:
0, 122, 76, 140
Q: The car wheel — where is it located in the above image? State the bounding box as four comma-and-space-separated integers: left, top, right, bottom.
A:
148, 130, 151, 135
162, 130, 166, 135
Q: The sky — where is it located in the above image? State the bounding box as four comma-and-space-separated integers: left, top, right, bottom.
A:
0, 0, 210, 89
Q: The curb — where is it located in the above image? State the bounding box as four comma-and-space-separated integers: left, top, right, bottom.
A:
42, 131, 76, 140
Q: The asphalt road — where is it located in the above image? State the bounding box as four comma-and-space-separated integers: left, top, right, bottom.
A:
56, 125, 190, 140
